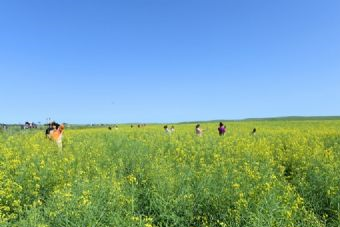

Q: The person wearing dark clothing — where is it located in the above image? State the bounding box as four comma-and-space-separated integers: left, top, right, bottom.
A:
218, 122, 226, 136
45, 122, 60, 138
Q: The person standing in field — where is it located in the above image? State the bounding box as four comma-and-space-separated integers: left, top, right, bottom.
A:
218, 122, 226, 136
164, 125, 170, 134
195, 124, 203, 136
46, 122, 64, 149
251, 128, 256, 136
52, 124, 64, 149
45, 123, 54, 138
46, 122, 59, 139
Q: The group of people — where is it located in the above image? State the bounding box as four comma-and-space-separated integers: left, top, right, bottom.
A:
0, 124, 8, 131
131, 124, 147, 128
165, 122, 256, 137
108, 125, 119, 130
164, 125, 175, 133
45, 122, 64, 148
163, 122, 227, 136
22, 122, 38, 129
44, 121, 255, 149
195, 122, 226, 136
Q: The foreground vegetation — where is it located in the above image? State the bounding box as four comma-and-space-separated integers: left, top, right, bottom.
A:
0, 120, 340, 226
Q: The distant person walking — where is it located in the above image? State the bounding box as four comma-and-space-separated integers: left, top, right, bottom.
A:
251, 128, 256, 136
164, 125, 170, 134
195, 124, 203, 136
218, 122, 226, 136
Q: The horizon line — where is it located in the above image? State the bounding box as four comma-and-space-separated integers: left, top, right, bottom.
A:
2, 115, 340, 125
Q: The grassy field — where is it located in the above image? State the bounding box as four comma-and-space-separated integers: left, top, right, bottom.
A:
0, 120, 340, 227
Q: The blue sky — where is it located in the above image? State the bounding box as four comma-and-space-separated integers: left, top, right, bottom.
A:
1, 0, 339, 124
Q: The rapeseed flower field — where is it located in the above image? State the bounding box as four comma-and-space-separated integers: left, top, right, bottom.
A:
0, 120, 340, 226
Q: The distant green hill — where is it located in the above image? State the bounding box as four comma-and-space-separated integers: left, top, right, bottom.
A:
178, 116, 340, 124
243, 116, 340, 121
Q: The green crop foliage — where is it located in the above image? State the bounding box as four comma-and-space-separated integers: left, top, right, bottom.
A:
0, 120, 339, 226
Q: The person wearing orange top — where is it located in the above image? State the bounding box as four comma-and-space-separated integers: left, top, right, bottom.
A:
50, 124, 64, 149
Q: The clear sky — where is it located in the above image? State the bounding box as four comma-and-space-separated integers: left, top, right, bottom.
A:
1, 0, 339, 124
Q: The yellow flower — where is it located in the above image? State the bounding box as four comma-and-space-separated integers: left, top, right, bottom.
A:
127, 174, 138, 185
232, 183, 240, 189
